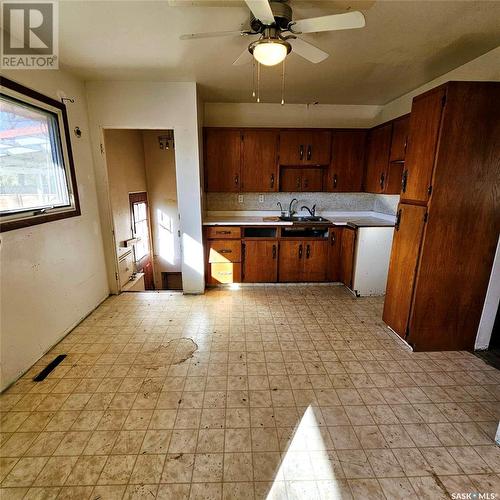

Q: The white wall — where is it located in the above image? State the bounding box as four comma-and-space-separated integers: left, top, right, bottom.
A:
204, 102, 381, 128
0, 70, 109, 391
376, 47, 500, 123
86, 81, 204, 294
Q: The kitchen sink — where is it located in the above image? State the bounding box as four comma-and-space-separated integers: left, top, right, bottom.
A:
279, 215, 330, 223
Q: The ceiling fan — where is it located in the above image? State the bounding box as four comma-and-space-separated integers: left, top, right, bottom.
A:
179, 0, 366, 67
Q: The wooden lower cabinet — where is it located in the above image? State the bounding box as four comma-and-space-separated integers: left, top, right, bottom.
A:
278, 239, 328, 282
243, 240, 278, 282
382, 204, 426, 339
340, 227, 356, 288
207, 263, 241, 284
278, 240, 303, 282
327, 227, 343, 281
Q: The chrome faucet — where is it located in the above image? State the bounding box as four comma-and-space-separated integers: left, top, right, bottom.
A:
301, 204, 316, 216
277, 202, 285, 216
288, 198, 298, 217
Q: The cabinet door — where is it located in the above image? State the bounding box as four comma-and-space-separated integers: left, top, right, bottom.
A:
278, 240, 303, 282
301, 168, 323, 192
327, 130, 366, 192
364, 123, 392, 193
382, 204, 426, 339
389, 115, 410, 162
402, 88, 445, 203
280, 167, 302, 192
204, 129, 241, 192
303, 240, 328, 282
241, 130, 278, 192
327, 227, 343, 281
340, 226, 356, 288
385, 162, 404, 195
279, 131, 306, 165
304, 130, 331, 166
207, 263, 241, 285
243, 240, 278, 283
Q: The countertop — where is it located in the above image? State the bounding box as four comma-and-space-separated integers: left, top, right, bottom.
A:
203, 211, 395, 228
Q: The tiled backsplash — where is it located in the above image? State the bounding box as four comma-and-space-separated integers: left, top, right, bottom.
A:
206, 192, 400, 215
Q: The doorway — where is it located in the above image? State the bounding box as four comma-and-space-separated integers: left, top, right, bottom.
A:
103, 128, 181, 292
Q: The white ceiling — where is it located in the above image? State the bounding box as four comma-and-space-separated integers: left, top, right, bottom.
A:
59, 0, 500, 104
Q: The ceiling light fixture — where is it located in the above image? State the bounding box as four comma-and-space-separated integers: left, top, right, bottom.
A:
249, 28, 292, 67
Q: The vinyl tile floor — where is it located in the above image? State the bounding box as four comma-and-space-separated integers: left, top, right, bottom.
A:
1, 285, 499, 500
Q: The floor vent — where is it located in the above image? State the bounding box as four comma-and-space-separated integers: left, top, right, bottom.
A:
33, 354, 67, 382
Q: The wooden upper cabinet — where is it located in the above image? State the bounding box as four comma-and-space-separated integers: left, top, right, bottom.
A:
327, 130, 366, 192
306, 130, 331, 166
241, 130, 278, 192
301, 168, 323, 192
389, 115, 410, 162
402, 87, 446, 203
204, 129, 241, 192
364, 123, 392, 193
280, 167, 323, 192
279, 130, 331, 166
382, 204, 427, 339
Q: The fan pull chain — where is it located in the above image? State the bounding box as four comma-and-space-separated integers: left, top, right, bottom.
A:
252, 59, 256, 98
281, 58, 286, 106
257, 62, 261, 103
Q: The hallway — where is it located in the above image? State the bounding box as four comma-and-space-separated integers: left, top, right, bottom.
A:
1, 285, 499, 499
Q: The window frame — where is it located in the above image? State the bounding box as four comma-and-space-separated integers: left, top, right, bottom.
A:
0, 77, 80, 232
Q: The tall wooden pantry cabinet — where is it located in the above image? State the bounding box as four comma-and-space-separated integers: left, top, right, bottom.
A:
383, 81, 500, 351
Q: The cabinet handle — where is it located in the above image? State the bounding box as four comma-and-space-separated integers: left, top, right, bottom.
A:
333, 174, 338, 189
306, 244, 310, 258
395, 209, 402, 231
330, 232, 336, 246
234, 174, 239, 186
299, 145, 304, 160
215, 230, 231, 234
307, 145, 312, 161
296, 176, 301, 189
219, 249, 232, 254
298, 244, 303, 259
270, 173, 275, 188
380, 172, 385, 190
401, 169, 408, 193
272, 244, 276, 259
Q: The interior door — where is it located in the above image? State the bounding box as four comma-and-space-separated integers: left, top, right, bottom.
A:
301, 168, 323, 192
303, 240, 328, 281
327, 130, 366, 192
382, 204, 426, 339
305, 130, 331, 166
364, 123, 392, 193
204, 129, 241, 192
279, 130, 306, 165
402, 87, 446, 203
278, 240, 303, 282
241, 130, 278, 192
129, 192, 154, 290
340, 226, 356, 288
243, 240, 278, 282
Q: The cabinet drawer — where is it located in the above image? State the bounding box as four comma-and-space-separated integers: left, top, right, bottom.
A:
206, 226, 241, 239
208, 240, 241, 263
207, 263, 241, 284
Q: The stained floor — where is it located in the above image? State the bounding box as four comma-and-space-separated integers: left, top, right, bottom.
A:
1, 285, 499, 499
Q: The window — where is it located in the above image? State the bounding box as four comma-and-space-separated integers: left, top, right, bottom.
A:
0, 78, 80, 232
131, 201, 150, 262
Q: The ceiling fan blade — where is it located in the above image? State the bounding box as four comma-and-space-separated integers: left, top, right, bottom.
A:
290, 37, 329, 63
180, 30, 249, 40
233, 48, 253, 66
244, 0, 275, 24
291, 11, 365, 34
